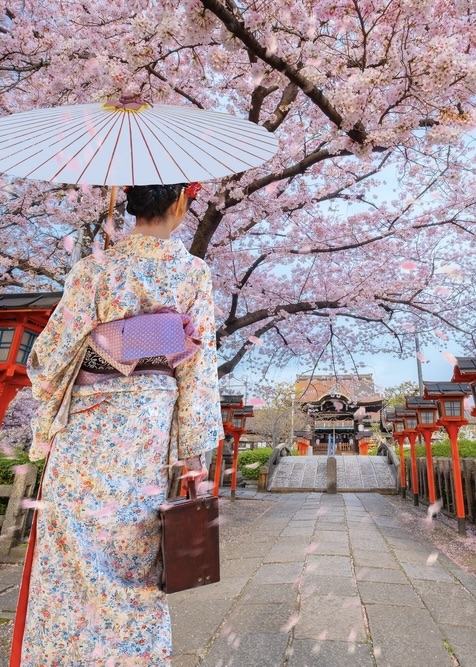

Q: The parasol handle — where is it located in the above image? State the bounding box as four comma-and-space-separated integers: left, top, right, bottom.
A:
104, 185, 117, 250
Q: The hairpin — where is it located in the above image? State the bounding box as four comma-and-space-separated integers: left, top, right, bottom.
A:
184, 182, 202, 199
124, 186, 130, 193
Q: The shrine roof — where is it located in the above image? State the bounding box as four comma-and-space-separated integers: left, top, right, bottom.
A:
0, 292, 62, 310
423, 381, 471, 396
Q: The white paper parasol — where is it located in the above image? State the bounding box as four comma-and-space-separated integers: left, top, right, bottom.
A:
0, 95, 278, 186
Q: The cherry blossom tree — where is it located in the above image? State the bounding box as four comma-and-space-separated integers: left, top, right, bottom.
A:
0, 387, 37, 453
1, 0, 476, 379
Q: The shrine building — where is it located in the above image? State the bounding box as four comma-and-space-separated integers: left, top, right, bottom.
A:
295, 373, 384, 455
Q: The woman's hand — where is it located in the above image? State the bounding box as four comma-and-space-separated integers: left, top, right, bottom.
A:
184, 454, 208, 487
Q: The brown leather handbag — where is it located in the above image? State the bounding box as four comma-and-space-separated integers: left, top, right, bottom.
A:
158, 477, 220, 594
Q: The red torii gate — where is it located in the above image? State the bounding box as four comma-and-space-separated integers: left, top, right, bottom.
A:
0, 293, 62, 425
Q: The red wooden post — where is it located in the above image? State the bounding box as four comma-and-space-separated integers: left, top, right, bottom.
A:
394, 433, 407, 498
445, 422, 466, 535
230, 431, 241, 502
421, 429, 437, 504
0, 383, 19, 424
408, 431, 419, 506
213, 438, 225, 497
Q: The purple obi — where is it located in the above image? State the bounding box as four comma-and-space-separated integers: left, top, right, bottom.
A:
75, 309, 201, 386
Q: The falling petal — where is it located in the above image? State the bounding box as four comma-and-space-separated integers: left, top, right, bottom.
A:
435, 286, 451, 296
244, 462, 261, 469
426, 552, 438, 566
247, 397, 266, 406
304, 543, 319, 554
400, 261, 418, 270
63, 235, 75, 253
280, 613, 300, 633
141, 484, 162, 496
442, 351, 457, 366
435, 329, 448, 341
427, 499, 442, 518
248, 335, 263, 346
416, 352, 428, 363
334, 401, 344, 410
20, 499, 45, 510
297, 245, 313, 254
13, 464, 30, 476
86, 502, 117, 518
347, 629, 357, 642
92, 244, 105, 263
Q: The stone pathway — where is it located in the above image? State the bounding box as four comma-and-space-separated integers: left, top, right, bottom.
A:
270, 455, 397, 492
1, 491, 475, 667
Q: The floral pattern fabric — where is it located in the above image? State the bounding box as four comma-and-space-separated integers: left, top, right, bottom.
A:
21, 235, 224, 666
22, 375, 177, 666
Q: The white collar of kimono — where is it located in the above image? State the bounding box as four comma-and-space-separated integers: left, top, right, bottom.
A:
112, 233, 188, 259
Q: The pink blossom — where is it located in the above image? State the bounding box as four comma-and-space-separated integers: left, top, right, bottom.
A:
247, 397, 266, 407
441, 352, 458, 366
63, 235, 75, 253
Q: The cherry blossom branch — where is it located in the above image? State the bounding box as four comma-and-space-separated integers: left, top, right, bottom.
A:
199, 0, 369, 144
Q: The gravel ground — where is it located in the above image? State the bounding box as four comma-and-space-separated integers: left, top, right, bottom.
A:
384, 494, 476, 574
0, 617, 13, 666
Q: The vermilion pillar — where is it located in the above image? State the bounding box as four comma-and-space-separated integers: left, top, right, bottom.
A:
230, 431, 242, 501
419, 429, 437, 504
213, 438, 225, 497
444, 422, 466, 535
407, 432, 419, 506
394, 434, 407, 499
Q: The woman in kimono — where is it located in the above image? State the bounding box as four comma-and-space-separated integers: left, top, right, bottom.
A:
11, 183, 223, 666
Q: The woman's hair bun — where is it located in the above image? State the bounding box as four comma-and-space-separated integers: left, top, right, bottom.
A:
126, 184, 187, 220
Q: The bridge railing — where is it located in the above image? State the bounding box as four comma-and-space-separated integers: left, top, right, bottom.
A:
376, 442, 400, 492
405, 457, 476, 523
258, 444, 292, 491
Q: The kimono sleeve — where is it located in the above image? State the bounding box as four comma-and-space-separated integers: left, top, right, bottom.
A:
174, 263, 224, 460
27, 259, 99, 458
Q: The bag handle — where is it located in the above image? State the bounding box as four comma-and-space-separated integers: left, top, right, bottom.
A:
186, 476, 197, 500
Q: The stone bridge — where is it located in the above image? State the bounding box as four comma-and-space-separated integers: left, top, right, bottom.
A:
269, 455, 397, 493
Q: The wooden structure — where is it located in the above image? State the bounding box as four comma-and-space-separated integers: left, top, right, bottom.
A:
295, 373, 383, 454
213, 394, 254, 500
423, 382, 471, 536
0, 293, 61, 424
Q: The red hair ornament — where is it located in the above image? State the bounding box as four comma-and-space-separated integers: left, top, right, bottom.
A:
184, 182, 202, 199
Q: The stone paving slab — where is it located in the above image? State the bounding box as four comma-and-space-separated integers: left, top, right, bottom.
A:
365, 604, 454, 667
439, 624, 475, 667
287, 639, 375, 667
201, 633, 289, 667
0, 490, 475, 667
356, 581, 425, 607
411, 580, 476, 627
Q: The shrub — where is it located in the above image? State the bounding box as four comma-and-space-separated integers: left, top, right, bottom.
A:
238, 448, 273, 480
400, 438, 476, 459
0, 449, 45, 485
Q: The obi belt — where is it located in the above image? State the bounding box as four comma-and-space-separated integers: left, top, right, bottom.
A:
75, 309, 201, 386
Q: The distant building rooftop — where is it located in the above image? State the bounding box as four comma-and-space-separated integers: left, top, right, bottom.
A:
0, 292, 62, 310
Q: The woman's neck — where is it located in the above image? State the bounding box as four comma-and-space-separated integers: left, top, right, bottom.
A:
131, 215, 177, 240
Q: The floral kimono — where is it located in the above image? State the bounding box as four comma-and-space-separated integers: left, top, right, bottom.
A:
13, 234, 223, 667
